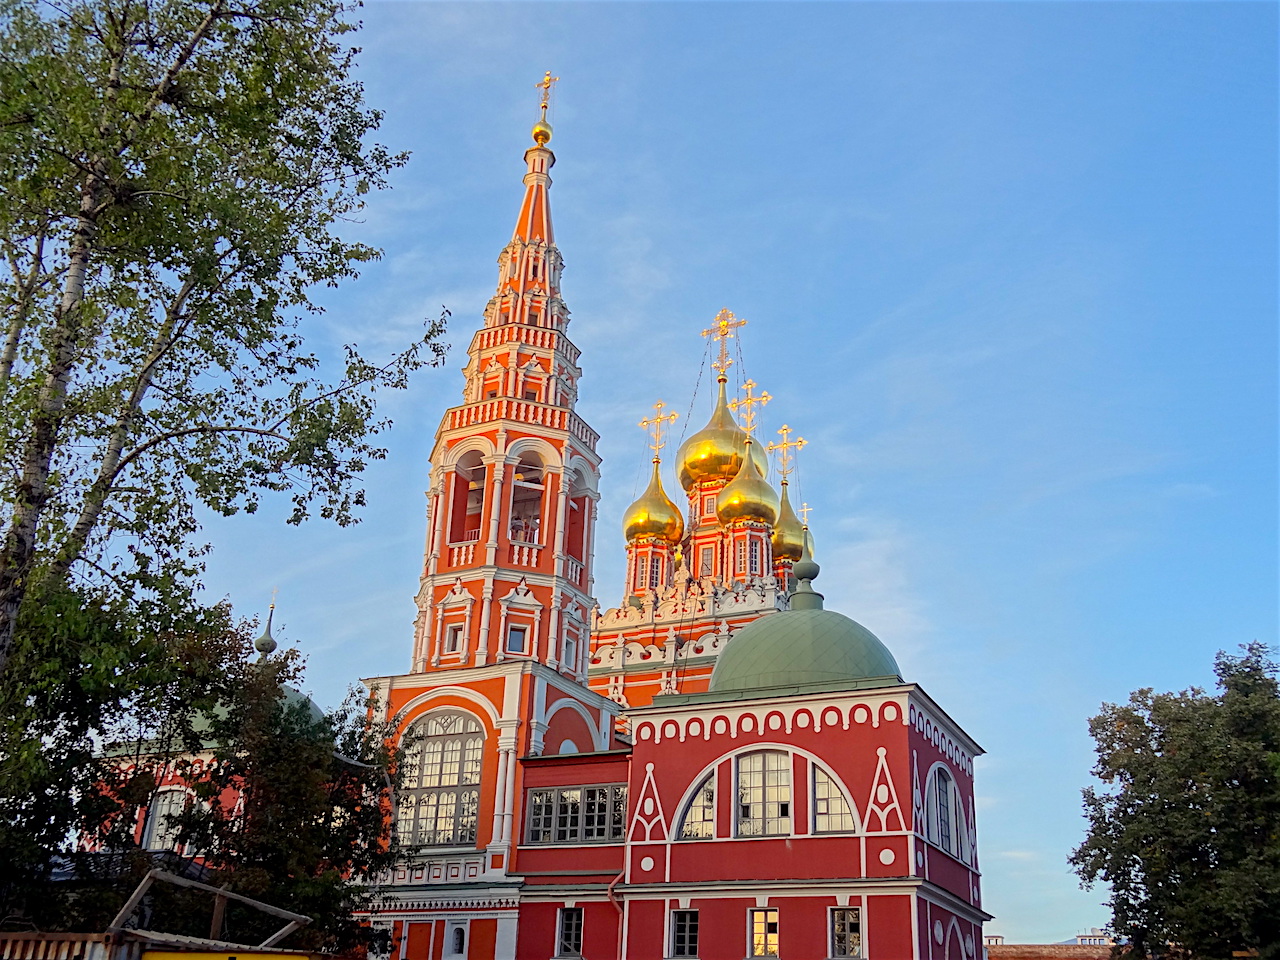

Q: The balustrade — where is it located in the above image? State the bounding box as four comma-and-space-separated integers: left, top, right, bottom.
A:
509, 542, 543, 567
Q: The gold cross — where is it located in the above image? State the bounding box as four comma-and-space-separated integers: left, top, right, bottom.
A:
799, 502, 812, 526
767, 424, 807, 481
536, 71, 560, 113
728, 379, 771, 440
701, 308, 747, 377
639, 401, 679, 457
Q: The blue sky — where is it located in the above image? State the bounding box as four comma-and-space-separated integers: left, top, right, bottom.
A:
197, 2, 1278, 943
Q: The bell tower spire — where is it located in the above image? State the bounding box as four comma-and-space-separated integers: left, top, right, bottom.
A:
412, 77, 600, 680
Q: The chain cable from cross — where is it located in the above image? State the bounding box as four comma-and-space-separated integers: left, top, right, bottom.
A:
639, 401, 679, 461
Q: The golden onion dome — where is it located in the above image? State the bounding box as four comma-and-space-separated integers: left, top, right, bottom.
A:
676, 378, 768, 491
716, 440, 780, 526
771, 482, 805, 561
622, 459, 684, 544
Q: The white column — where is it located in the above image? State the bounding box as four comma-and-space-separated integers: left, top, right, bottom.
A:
490, 748, 509, 843
477, 579, 494, 664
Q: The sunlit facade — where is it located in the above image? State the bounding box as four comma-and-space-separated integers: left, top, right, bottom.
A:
361, 85, 989, 960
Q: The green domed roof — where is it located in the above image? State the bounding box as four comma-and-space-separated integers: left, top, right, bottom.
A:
708, 607, 900, 694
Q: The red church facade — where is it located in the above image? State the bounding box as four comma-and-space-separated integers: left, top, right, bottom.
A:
359, 84, 989, 960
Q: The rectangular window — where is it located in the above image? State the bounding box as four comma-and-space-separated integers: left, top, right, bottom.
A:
749, 908, 779, 958
506, 625, 527, 654
524, 389, 538, 401
737, 751, 791, 836
830, 908, 861, 958
699, 546, 714, 577
563, 631, 578, 672
648, 556, 661, 588
444, 623, 464, 654
144, 789, 188, 851
749, 539, 761, 575
528, 789, 555, 842
671, 910, 699, 958
702, 495, 717, 517
735, 540, 746, 575
527, 785, 627, 844
557, 907, 583, 957
634, 556, 648, 591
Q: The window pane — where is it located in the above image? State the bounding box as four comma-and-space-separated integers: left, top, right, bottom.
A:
672, 910, 699, 957
555, 788, 582, 842
528, 789, 554, 842
750, 908, 779, 957
610, 785, 628, 841
558, 907, 583, 956
680, 774, 715, 839
737, 752, 791, 836
814, 767, 856, 833
583, 786, 609, 841
399, 713, 486, 846
936, 770, 953, 852
831, 908, 861, 957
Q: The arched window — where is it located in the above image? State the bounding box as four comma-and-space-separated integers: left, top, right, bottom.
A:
926, 765, 967, 860
399, 712, 484, 846
143, 788, 189, 852
678, 773, 715, 839
812, 766, 856, 833
736, 751, 791, 836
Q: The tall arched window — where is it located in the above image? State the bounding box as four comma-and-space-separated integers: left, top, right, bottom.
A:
399, 713, 484, 846
926, 765, 967, 860
143, 788, 189, 852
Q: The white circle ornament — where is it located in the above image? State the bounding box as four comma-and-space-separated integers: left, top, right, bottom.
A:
876, 784, 890, 803
966, 936, 975, 956
643, 797, 654, 816
916, 851, 925, 868
934, 922, 944, 945
640, 856, 654, 872
878, 848, 896, 865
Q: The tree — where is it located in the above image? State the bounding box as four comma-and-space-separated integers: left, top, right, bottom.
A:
3, 614, 404, 954
0, 0, 446, 677
1071, 643, 1280, 959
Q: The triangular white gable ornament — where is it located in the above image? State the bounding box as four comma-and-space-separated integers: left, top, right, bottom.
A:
865, 746, 907, 833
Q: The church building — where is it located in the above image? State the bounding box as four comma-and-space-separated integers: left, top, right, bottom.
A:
361, 80, 989, 960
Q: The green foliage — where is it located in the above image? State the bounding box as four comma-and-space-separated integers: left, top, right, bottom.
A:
1071, 643, 1280, 958
0, 583, 246, 924
0, 0, 447, 672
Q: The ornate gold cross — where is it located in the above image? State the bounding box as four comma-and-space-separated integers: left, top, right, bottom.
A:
728, 379, 771, 440
768, 424, 807, 481
536, 72, 559, 115
701, 308, 747, 377
639, 400, 679, 458
799, 502, 813, 527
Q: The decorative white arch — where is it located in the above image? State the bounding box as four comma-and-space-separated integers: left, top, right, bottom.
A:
441, 435, 496, 466
923, 759, 968, 862
669, 741, 863, 839
563, 453, 600, 495
396, 686, 500, 731
505, 436, 562, 469
542, 696, 607, 751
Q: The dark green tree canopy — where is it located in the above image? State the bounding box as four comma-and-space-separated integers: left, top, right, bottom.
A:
1071, 643, 1280, 959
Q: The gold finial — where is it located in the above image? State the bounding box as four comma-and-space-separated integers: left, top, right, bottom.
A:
270, 585, 278, 611
768, 424, 807, 483
532, 72, 559, 146
639, 401, 679, 460
728, 379, 771, 441
701, 308, 747, 379
799, 502, 813, 526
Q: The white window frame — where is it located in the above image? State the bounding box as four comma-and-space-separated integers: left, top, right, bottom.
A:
443, 623, 464, 655
828, 905, 862, 958
143, 787, 189, 852
812, 765, 858, 834
506, 623, 528, 654
735, 751, 792, 837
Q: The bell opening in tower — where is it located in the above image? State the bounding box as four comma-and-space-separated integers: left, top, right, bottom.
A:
510, 454, 545, 544
449, 450, 486, 543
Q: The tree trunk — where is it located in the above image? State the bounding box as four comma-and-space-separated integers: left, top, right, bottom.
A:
0, 174, 102, 675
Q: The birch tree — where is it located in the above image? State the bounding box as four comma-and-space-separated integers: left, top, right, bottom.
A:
0, 0, 444, 675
